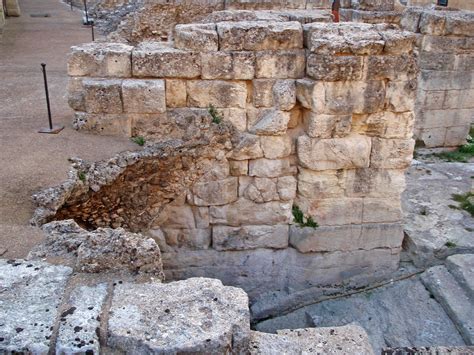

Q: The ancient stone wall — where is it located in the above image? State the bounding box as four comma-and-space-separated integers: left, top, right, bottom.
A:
401, 7, 474, 147
62, 21, 417, 314
340, 0, 404, 24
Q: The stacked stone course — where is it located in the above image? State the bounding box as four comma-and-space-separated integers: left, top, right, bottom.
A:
64, 20, 417, 311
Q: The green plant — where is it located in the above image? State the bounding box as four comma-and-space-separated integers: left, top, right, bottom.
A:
292, 205, 319, 229
434, 128, 474, 162
78, 171, 86, 182
445, 240, 457, 248
132, 136, 146, 146
452, 192, 474, 217
208, 104, 222, 124
420, 207, 428, 216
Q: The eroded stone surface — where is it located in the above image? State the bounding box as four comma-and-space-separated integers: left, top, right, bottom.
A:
107, 278, 250, 353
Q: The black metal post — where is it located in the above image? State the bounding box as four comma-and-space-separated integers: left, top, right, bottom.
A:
70, 0, 73, 11
91, 21, 95, 41
83, 0, 89, 25
41, 63, 53, 130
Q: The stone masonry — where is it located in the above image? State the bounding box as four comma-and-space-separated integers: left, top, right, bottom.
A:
54, 20, 420, 314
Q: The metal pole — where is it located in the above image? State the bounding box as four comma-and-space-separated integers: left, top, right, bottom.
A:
41, 63, 53, 130
83, 0, 89, 25
70, 0, 73, 11
91, 21, 95, 41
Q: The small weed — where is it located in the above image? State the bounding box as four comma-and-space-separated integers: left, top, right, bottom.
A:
445, 240, 457, 248
132, 136, 146, 146
465, 227, 474, 232
419, 207, 428, 216
448, 204, 460, 210
434, 129, 474, 162
292, 205, 319, 229
208, 104, 222, 124
78, 171, 86, 182
452, 192, 474, 217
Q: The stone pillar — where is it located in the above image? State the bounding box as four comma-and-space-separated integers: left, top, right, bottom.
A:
5, 0, 21, 17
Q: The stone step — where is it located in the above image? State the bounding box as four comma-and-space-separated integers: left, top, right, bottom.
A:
446, 254, 474, 301
421, 265, 474, 345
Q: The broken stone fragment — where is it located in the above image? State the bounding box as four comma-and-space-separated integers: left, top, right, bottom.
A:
107, 278, 250, 353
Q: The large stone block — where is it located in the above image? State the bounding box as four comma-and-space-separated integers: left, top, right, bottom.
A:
229, 160, 249, 176
296, 197, 364, 226
297, 168, 346, 199
68, 42, 132, 77
255, 50, 306, 78
260, 135, 292, 159
201, 51, 255, 80
385, 80, 417, 112
68, 77, 85, 111
366, 54, 418, 81
378, 28, 416, 55
306, 54, 363, 81
230, 133, 264, 160
303, 112, 351, 138
252, 80, 296, 110
416, 109, 472, 129
351, 111, 415, 139
165, 79, 187, 108
74, 112, 131, 136
295, 79, 324, 110
132, 43, 200, 78
420, 35, 474, 54
187, 80, 247, 108
344, 168, 406, 198
210, 199, 292, 226
174, 24, 218, 52
248, 109, 291, 136
362, 198, 402, 223
190, 177, 239, 206
160, 228, 212, 250
83, 79, 123, 114
155, 204, 196, 229
248, 158, 294, 178
122, 79, 166, 114
445, 125, 470, 147
217, 21, 303, 51
297, 134, 371, 170
213, 225, 289, 251
370, 138, 415, 169
356, 0, 394, 11
239, 176, 296, 202
419, 70, 474, 91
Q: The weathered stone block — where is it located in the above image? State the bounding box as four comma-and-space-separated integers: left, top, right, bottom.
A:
419, 70, 474, 91
306, 54, 363, 81
217, 21, 303, 51
230, 133, 264, 160
260, 135, 292, 159
416, 127, 447, 148
187, 80, 247, 108
303, 112, 351, 138
378, 28, 416, 54
344, 168, 406, 198
68, 77, 85, 111
272, 80, 296, 111
221, 108, 247, 131
297, 168, 346, 199
385, 80, 416, 112
277, 176, 298, 201
161, 228, 211, 249
132, 43, 200, 79
248, 109, 291, 136
255, 50, 306, 78
156, 204, 196, 229
295, 79, 324, 110
252, 79, 275, 107
352, 111, 415, 139
239, 176, 296, 202
420, 35, 474, 54
297, 134, 371, 170
165, 79, 187, 108
190, 177, 238, 206
122, 79, 166, 114
370, 138, 415, 169
68, 42, 132, 77
249, 158, 294, 178
445, 125, 470, 147
362, 198, 402, 223
416, 109, 472, 129
297, 197, 364, 226
74, 112, 131, 136
229, 160, 249, 176
174, 24, 218, 52
201, 51, 255, 80
213, 225, 289, 251
210, 199, 292, 226
356, 0, 394, 11
366, 54, 418, 81
83, 79, 123, 114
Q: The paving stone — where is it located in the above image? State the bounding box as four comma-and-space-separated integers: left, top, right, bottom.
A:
0, 259, 72, 354
446, 254, 474, 300
107, 278, 250, 353
56, 283, 108, 355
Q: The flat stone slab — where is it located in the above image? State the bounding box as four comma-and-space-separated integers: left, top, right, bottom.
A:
250, 325, 374, 354
56, 283, 108, 354
421, 265, 474, 345
107, 277, 250, 353
446, 254, 474, 300
0, 259, 72, 354
403, 161, 474, 267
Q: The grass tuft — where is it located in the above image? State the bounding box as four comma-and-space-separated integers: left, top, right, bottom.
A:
208, 104, 222, 124
292, 205, 319, 229
452, 192, 474, 216
434, 128, 474, 162
78, 171, 86, 182
445, 240, 457, 248
132, 136, 146, 146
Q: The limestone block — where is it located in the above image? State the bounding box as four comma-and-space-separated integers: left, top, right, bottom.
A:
377, 29, 416, 54
229, 160, 249, 176
296, 197, 364, 226
306, 54, 363, 81
454, 53, 474, 72
418, 52, 455, 72
297, 168, 346, 199
132, 43, 200, 79
157, 204, 196, 229
217, 21, 303, 51
295, 79, 324, 110
288, 108, 301, 128
68, 42, 132, 77
68, 77, 85, 111
210, 199, 292, 226
370, 138, 415, 169
444, 12, 474, 37
420, 35, 474, 54
190, 177, 239, 206
445, 126, 470, 147
248, 109, 291, 135
416, 128, 447, 148
419, 11, 446, 36
272, 80, 296, 111
161, 228, 211, 249
303, 112, 351, 138
366, 54, 418, 81
174, 24, 218, 52
400, 7, 423, 33
255, 50, 306, 78
193, 207, 210, 229
356, 0, 394, 11
239, 176, 295, 203
385, 80, 417, 112
297, 134, 371, 170
344, 168, 406, 198
122, 79, 166, 114
362, 198, 402, 223
277, 176, 297, 201
416, 109, 472, 129
187, 80, 247, 108
253, 80, 275, 107
444, 88, 474, 110
260, 135, 292, 159
165, 79, 187, 108
201, 51, 255, 80
213, 225, 289, 251
249, 158, 294, 178
73, 112, 131, 136
220, 108, 247, 131
230, 133, 264, 160
419, 70, 474, 91
83, 79, 123, 114
108, 279, 250, 353
351, 112, 415, 139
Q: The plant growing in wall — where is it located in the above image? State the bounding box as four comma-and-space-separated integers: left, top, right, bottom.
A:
292, 205, 319, 228
131, 136, 146, 146
208, 104, 222, 124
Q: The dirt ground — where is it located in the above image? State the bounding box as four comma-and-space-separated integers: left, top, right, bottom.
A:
0, 0, 136, 258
